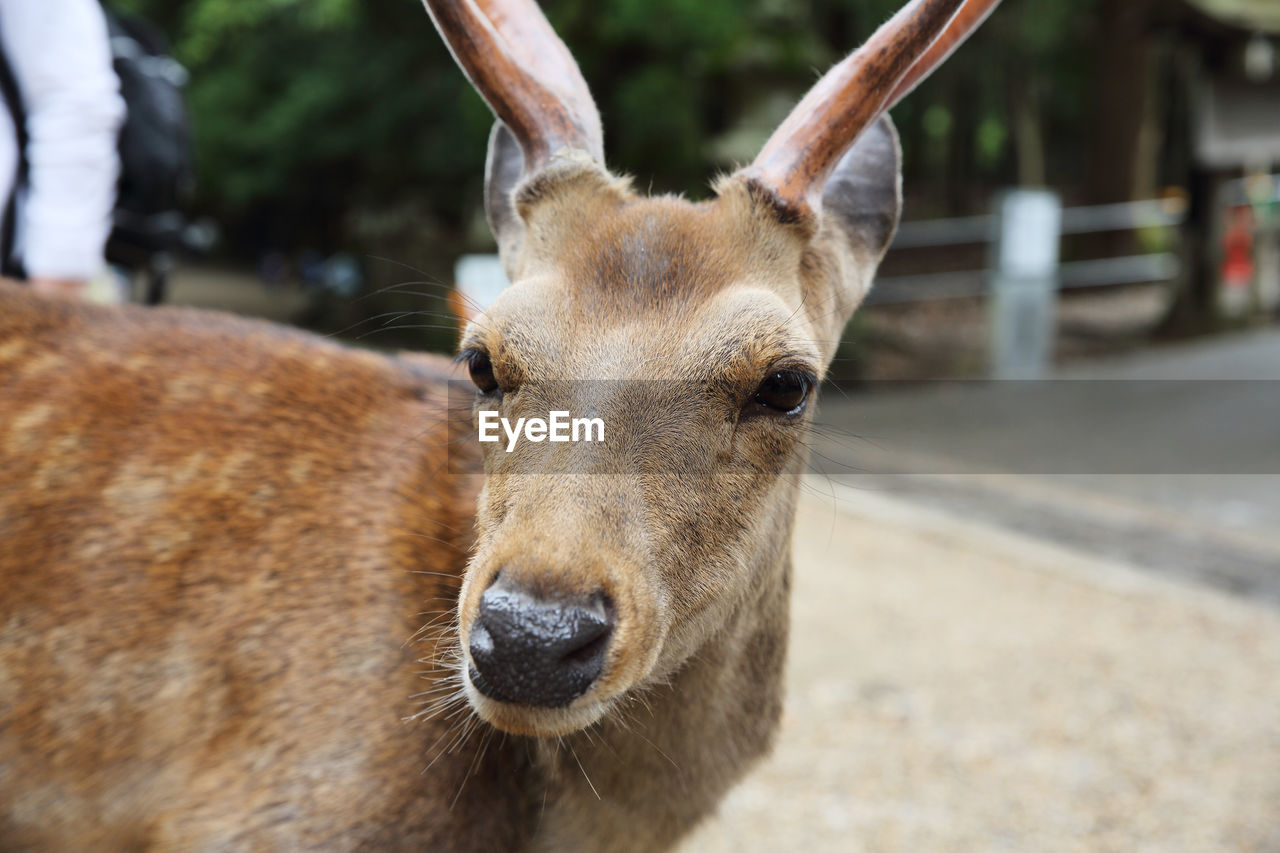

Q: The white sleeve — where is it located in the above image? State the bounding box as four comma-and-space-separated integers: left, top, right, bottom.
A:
0, 0, 125, 280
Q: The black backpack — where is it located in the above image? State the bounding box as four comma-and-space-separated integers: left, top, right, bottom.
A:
0, 4, 194, 278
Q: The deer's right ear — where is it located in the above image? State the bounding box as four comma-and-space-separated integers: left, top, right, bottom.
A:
485, 122, 527, 268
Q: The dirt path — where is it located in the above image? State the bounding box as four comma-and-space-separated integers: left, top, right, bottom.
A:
683, 485, 1280, 851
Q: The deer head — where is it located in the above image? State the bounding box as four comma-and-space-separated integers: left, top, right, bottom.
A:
423, 0, 998, 737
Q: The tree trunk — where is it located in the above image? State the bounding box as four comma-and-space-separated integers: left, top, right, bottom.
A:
1012, 80, 1046, 188
1086, 0, 1159, 204
1155, 46, 1222, 337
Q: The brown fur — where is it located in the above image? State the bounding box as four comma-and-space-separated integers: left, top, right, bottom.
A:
0, 286, 547, 849
0, 126, 898, 852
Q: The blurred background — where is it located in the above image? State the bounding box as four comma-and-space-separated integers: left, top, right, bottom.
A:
111, 0, 1280, 377
96, 1, 1279, 849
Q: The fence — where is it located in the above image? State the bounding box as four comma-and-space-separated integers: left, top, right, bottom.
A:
867, 192, 1188, 378
868, 197, 1187, 306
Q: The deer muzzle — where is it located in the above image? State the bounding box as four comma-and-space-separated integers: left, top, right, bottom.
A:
468, 573, 614, 707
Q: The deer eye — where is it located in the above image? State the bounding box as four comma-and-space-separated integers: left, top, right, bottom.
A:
466, 350, 499, 395
752, 370, 812, 415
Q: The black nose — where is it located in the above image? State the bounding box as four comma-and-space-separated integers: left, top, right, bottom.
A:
467, 575, 613, 708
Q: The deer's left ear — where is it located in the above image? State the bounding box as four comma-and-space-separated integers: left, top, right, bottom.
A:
820, 115, 902, 263
799, 115, 902, 345
731, 0, 996, 334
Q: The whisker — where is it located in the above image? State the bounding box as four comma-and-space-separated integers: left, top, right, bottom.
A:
568, 742, 600, 800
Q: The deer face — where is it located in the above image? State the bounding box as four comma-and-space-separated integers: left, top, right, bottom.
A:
422, 0, 994, 737
454, 125, 901, 736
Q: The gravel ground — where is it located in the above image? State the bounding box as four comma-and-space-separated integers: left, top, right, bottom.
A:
683, 484, 1280, 852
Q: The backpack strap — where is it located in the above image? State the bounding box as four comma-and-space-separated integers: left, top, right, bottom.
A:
0, 42, 28, 280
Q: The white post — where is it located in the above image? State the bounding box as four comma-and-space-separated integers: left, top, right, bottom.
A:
455, 254, 510, 313
989, 189, 1062, 379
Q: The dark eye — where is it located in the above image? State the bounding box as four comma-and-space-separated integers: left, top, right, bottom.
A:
466, 350, 499, 394
753, 370, 812, 414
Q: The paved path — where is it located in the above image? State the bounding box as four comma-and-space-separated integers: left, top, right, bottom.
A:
684, 487, 1280, 852
807, 328, 1280, 604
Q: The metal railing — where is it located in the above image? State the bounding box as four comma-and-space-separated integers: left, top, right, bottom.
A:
868, 196, 1187, 306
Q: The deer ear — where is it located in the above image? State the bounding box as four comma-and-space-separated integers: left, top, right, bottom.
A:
819, 115, 902, 261
484, 121, 526, 267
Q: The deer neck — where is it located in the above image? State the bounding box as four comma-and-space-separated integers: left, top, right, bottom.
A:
528, 534, 793, 851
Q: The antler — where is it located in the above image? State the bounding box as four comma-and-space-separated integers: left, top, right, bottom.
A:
738, 0, 1000, 221
885, 0, 1001, 109
422, 0, 604, 170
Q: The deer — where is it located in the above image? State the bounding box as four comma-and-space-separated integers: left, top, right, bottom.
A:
0, 0, 997, 849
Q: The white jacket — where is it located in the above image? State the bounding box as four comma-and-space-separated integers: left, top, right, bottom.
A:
0, 0, 125, 280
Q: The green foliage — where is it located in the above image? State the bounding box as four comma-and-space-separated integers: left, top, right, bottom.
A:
112, 0, 1107, 257
115, 0, 488, 253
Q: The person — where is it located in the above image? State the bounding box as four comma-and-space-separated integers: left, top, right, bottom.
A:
0, 0, 125, 299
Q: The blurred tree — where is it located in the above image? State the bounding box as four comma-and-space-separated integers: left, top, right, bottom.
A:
115, 0, 491, 256
1086, 0, 1161, 203
109, 0, 1155, 258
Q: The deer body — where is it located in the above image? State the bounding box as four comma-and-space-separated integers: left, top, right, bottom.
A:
0, 288, 507, 848
0, 0, 997, 848
0, 285, 786, 850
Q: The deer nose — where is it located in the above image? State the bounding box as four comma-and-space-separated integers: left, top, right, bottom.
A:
467, 575, 613, 708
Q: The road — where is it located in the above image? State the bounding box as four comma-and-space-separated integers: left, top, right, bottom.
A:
683, 484, 1280, 852
808, 328, 1280, 604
